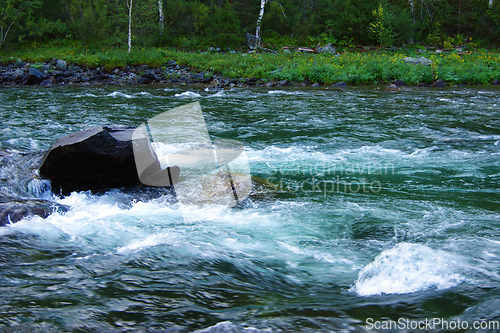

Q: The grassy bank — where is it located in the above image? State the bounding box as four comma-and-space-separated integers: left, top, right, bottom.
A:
1, 43, 500, 85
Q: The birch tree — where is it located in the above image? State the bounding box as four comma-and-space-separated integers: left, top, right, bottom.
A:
158, 0, 164, 33
0, 0, 41, 48
255, 0, 268, 48
127, 0, 133, 53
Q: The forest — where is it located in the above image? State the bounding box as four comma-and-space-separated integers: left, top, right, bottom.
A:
1, 0, 499, 51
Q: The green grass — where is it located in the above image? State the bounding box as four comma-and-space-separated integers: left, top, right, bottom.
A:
1, 42, 499, 85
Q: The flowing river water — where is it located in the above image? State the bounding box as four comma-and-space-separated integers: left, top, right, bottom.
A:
0, 85, 499, 332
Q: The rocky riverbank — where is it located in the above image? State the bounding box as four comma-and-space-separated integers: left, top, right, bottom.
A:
0, 57, 294, 89
2, 53, 500, 89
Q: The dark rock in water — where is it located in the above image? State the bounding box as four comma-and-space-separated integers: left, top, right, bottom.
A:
493, 79, 499, 85
138, 77, 150, 84
393, 79, 406, 87
385, 83, 401, 92
39, 126, 154, 195
432, 79, 446, 88
26, 68, 43, 85
0, 197, 68, 226
333, 81, 347, 87
312, 82, 320, 87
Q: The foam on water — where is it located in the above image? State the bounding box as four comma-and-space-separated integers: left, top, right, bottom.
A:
174, 91, 202, 98
353, 242, 464, 296
106, 91, 133, 98
194, 321, 272, 333
207, 90, 226, 98
267, 90, 307, 95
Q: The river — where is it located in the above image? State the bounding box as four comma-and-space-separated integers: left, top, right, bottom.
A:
0, 85, 499, 332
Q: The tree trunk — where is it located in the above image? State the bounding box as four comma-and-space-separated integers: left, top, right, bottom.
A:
489, 0, 494, 8
127, 0, 133, 53
255, 0, 268, 48
158, 0, 164, 34
408, 0, 414, 14
0, 12, 20, 48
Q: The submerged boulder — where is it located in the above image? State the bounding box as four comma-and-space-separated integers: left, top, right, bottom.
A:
39, 126, 156, 195
0, 197, 68, 226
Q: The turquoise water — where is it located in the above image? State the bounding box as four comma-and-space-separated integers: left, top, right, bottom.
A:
0, 85, 499, 332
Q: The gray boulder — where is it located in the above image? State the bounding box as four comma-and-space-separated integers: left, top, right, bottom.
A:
432, 79, 445, 88
246, 32, 257, 49
417, 56, 432, 66
403, 57, 419, 65
333, 81, 347, 87
166, 60, 177, 67
403, 56, 432, 66
55, 59, 67, 71
318, 43, 336, 54
13, 68, 25, 80
26, 68, 44, 85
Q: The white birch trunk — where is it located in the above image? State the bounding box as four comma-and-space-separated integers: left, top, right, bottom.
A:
158, 0, 164, 33
408, 0, 414, 13
127, 0, 133, 53
255, 0, 268, 48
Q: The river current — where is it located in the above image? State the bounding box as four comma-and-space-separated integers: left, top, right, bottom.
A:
0, 85, 499, 332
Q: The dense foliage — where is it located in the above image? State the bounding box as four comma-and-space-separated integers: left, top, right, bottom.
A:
0, 0, 499, 50
4, 42, 499, 85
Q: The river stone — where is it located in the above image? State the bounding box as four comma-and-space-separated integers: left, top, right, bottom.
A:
403, 57, 418, 65
39, 126, 157, 194
333, 81, 347, 87
26, 68, 43, 85
166, 60, 177, 67
417, 57, 432, 66
318, 43, 336, 54
432, 79, 445, 88
55, 59, 67, 71
13, 68, 25, 80
385, 83, 401, 92
393, 79, 406, 87
0, 197, 68, 226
